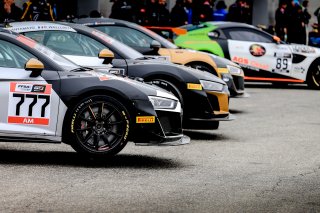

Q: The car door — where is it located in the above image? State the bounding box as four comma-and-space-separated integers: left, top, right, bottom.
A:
225, 27, 293, 77
0, 39, 60, 138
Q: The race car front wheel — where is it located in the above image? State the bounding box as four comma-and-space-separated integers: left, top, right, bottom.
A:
67, 95, 130, 157
307, 59, 320, 89
149, 79, 184, 107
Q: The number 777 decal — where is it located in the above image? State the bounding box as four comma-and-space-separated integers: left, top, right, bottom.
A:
8, 82, 52, 125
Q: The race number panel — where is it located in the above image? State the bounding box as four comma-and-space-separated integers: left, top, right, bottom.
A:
8, 82, 52, 125
228, 40, 293, 77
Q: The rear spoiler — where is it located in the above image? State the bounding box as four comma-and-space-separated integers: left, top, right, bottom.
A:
144, 26, 187, 35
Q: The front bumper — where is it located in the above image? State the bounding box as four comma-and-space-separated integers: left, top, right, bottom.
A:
131, 100, 185, 145
222, 73, 248, 98
183, 88, 234, 129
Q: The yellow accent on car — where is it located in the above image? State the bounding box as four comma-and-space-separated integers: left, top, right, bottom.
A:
187, 83, 202, 90
136, 116, 156, 123
206, 91, 229, 114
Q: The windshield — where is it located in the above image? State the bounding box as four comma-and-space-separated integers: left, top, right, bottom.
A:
16, 35, 81, 71
138, 26, 178, 49
91, 29, 144, 59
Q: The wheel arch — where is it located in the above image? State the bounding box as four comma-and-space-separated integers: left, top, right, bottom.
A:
61, 89, 134, 144
306, 57, 320, 88
185, 61, 219, 76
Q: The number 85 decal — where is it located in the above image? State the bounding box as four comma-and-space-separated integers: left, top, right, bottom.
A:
276, 58, 288, 70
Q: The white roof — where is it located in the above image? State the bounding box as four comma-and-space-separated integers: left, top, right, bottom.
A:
7, 21, 76, 33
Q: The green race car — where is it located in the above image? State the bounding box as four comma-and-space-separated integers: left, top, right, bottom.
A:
175, 22, 320, 89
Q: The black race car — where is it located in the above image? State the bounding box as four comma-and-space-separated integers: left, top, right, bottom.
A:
0, 29, 185, 157
75, 18, 247, 97
7, 21, 234, 130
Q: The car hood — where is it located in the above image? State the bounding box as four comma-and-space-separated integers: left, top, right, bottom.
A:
74, 68, 179, 101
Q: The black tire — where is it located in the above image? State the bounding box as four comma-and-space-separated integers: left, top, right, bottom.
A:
67, 95, 130, 157
148, 79, 184, 107
188, 63, 218, 76
307, 59, 320, 89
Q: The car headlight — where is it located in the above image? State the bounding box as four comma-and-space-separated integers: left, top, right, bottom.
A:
200, 80, 224, 91
227, 65, 242, 75
148, 96, 177, 109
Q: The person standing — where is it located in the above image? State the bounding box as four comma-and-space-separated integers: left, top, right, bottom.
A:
184, 0, 194, 24
198, 0, 213, 22
286, 0, 305, 44
0, 0, 22, 22
170, 0, 187, 26
302, 0, 311, 44
109, 0, 133, 22
314, 6, 320, 32
157, 0, 170, 26
21, 0, 55, 21
227, 0, 244, 22
145, 0, 158, 25
275, 0, 288, 41
213, 0, 228, 21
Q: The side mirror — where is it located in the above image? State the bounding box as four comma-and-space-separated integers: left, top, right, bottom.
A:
272, 36, 281, 44
25, 58, 44, 77
99, 49, 114, 65
150, 40, 161, 50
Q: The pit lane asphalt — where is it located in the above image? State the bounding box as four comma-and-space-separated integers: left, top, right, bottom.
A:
0, 84, 319, 212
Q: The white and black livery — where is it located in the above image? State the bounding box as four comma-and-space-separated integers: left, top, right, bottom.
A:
0, 29, 185, 157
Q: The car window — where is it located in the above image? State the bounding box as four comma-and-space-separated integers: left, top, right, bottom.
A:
95, 26, 153, 48
24, 31, 106, 57
225, 28, 272, 43
0, 39, 35, 69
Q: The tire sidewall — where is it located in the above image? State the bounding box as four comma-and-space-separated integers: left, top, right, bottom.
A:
307, 59, 320, 89
67, 95, 130, 157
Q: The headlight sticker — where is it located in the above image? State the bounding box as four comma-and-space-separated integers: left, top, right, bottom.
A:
136, 116, 155, 123
187, 83, 202, 90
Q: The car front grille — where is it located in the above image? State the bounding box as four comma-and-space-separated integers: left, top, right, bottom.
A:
156, 111, 182, 136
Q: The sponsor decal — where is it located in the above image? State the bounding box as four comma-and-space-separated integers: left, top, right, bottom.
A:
249, 44, 266, 57
136, 116, 155, 123
92, 30, 115, 44
187, 83, 202, 90
293, 66, 306, 73
274, 52, 292, 58
8, 82, 51, 126
292, 45, 315, 54
232, 56, 269, 71
16, 35, 36, 48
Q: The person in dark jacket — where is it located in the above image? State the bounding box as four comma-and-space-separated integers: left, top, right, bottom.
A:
145, 0, 158, 25
157, 0, 170, 26
109, 0, 133, 21
315, 7, 320, 32
170, 0, 187, 26
184, 0, 194, 24
275, 0, 288, 41
0, 0, 22, 22
21, 0, 55, 21
198, 0, 213, 22
227, 0, 244, 22
286, 0, 305, 44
